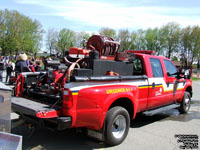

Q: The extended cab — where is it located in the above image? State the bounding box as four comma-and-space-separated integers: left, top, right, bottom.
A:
12, 35, 192, 146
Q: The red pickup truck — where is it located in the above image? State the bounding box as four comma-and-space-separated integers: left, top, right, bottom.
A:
12, 35, 192, 146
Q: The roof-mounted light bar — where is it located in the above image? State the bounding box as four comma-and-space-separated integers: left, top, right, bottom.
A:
125, 50, 156, 55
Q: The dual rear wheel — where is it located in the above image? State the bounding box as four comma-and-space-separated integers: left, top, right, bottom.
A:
104, 106, 130, 146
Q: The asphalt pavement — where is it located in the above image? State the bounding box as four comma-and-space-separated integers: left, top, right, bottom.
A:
9, 79, 200, 150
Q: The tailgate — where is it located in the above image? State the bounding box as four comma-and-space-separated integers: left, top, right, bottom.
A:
12, 97, 62, 118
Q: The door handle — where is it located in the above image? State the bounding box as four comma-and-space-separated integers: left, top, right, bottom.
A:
167, 81, 170, 87
152, 82, 155, 89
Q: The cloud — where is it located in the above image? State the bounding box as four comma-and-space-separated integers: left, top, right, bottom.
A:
14, 0, 200, 30
14, 0, 43, 5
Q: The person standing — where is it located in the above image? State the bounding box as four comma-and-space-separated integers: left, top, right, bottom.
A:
15, 52, 28, 73
29, 61, 35, 72
0, 56, 5, 82
4, 55, 9, 69
35, 61, 42, 71
6, 61, 13, 83
10, 58, 15, 77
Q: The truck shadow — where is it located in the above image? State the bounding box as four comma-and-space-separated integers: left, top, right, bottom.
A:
131, 100, 200, 128
130, 112, 172, 128
11, 127, 105, 150
11, 100, 200, 149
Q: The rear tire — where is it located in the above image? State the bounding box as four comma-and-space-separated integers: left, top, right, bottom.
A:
104, 106, 130, 146
179, 91, 191, 114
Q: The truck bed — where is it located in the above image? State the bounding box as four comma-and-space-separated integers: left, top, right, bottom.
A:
12, 97, 62, 118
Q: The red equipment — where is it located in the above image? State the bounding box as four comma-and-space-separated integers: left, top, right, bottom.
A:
69, 47, 90, 58
87, 35, 120, 60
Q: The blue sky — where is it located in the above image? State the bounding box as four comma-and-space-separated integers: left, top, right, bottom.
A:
1, 0, 200, 33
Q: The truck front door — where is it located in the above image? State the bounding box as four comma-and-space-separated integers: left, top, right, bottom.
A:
163, 59, 183, 101
147, 58, 171, 109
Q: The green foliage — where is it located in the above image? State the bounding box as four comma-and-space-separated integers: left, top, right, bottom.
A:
0, 9, 44, 55
74, 32, 90, 47
130, 29, 146, 50
190, 26, 200, 63
192, 76, 200, 81
144, 28, 158, 50
117, 29, 131, 51
57, 29, 75, 56
99, 28, 116, 39
172, 56, 178, 61
180, 26, 200, 68
45, 28, 58, 55
161, 22, 181, 59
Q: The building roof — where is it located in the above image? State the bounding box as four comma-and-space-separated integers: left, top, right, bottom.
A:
37, 52, 50, 57
173, 61, 182, 67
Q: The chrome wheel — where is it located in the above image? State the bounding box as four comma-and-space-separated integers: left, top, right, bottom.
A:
179, 91, 191, 114
185, 95, 191, 111
112, 115, 126, 139
104, 106, 130, 146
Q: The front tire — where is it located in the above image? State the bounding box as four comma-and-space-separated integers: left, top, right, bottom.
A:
104, 106, 130, 146
179, 91, 191, 114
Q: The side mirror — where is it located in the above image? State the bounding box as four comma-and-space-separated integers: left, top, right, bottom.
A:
167, 72, 179, 78
167, 72, 171, 77
178, 69, 191, 79
184, 69, 191, 79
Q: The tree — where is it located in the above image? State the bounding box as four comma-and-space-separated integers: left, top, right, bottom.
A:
189, 26, 200, 67
155, 27, 167, 55
18, 18, 44, 54
128, 31, 137, 50
117, 29, 131, 51
180, 26, 192, 68
57, 29, 75, 56
75, 32, 90, 47
180, 26, 200, 68
130, 29, 146, 50
99, 28, 116, 39
197, 51, 200, 69
45, 28, 58, 55
161, 22, 181, 59
144, 28, 158, 50
0, 9, 44, 55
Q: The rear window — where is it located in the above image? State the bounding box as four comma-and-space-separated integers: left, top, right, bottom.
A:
133, 58, 143, 75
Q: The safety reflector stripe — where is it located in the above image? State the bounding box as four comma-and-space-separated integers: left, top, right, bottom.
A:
138, 84, 162, 89
72, 90, 79, 95
72, 92, 79, 95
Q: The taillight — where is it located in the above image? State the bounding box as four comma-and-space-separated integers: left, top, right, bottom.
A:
63, 89, 73, 109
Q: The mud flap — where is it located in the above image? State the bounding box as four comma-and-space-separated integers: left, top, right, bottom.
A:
87, 129, 104, 142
